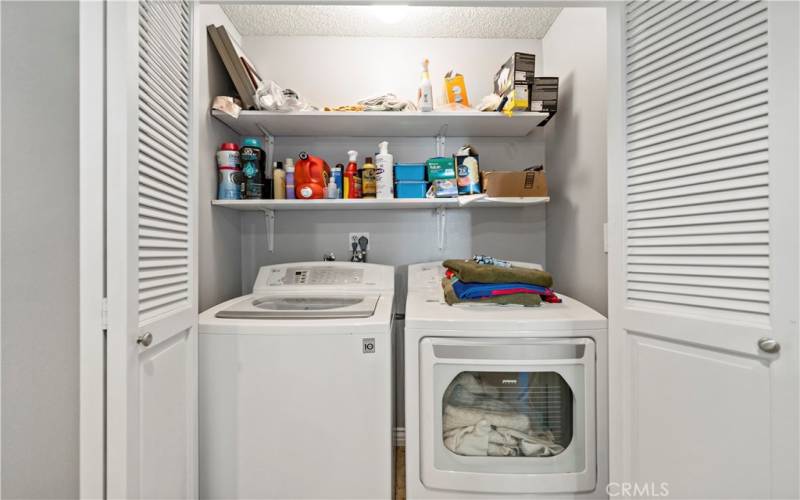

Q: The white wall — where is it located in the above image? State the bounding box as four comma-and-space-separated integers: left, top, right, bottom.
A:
1, 2, 80, 497
543, 8, 608, 315
244, 36, 542, 109
198, 5, 246, 312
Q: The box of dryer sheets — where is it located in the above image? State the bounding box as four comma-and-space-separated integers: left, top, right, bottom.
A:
481, 166, 548, 197
530, 77, 559, 114
494, 52, 536, 111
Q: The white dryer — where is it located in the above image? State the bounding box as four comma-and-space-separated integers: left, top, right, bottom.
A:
199, 262, 394, 499
404, 262, 608, 499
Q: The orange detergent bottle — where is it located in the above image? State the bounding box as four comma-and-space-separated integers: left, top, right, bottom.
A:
294, 152, 331, 199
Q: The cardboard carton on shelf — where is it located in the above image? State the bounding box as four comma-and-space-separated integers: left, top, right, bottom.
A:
494, 52, 536, 111
480, 167, 548, 198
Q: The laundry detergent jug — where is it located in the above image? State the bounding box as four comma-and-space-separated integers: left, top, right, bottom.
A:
294, 151, 331, 199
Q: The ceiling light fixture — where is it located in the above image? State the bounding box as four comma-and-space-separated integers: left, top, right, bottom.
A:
371, 4, 410, 24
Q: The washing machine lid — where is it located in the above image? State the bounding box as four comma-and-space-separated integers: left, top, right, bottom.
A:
215, 293, 381, 319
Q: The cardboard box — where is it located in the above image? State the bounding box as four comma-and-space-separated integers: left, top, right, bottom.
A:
494, 53, 536, 111
426, 157, 456, 181
530, 77, 559, 114
481, 168, 548, 197
443, 70, 470, 107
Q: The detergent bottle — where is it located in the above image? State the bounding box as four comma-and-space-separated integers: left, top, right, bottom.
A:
344, 150, 360, 199
294, 152, 331, 199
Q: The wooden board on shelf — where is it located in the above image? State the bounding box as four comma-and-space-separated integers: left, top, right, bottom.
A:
211, 110, 550, 137
211, 197, 550, 211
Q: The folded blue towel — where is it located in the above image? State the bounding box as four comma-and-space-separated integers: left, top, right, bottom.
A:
451, 280, 549, 300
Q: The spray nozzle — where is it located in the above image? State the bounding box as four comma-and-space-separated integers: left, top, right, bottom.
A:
378, 141, 389, 154
347, 150, 358, 162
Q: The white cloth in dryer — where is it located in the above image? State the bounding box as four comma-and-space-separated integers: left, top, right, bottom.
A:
443, 417, 565, 457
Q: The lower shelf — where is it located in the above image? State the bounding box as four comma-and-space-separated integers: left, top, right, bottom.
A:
211, 196, 549, 211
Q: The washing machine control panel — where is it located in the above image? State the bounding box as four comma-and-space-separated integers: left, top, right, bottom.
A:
269, 266, 365, 286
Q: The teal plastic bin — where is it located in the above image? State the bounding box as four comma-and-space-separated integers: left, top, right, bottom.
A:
395, 181, 428, 198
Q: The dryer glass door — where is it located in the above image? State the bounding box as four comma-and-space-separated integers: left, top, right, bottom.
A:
442, 370, 573, 458
419, 337, 596, 494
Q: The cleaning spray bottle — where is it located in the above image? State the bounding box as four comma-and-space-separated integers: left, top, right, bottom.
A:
375, 141, 394, 199
344, 150, 360, 199
418, 59, 434, 112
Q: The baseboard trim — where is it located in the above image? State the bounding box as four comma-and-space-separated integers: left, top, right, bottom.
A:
393, 427, 406, 447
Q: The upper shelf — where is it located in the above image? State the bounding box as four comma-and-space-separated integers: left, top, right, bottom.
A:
211, 110, 551, 138
212, 197, 549, 211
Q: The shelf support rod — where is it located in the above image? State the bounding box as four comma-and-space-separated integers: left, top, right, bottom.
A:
262, 208, 275, 253
435, 124, 447, 157
435, 206, 447, 251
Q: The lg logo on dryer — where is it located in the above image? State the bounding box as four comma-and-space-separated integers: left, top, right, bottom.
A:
362, 338, 376, 354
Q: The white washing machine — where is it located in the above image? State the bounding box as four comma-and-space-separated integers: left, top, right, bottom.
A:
199, 262, 394, 499
404, 262, 608, 499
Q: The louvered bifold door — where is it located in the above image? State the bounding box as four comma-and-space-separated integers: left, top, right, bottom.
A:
105, 0, 198, 498
138, 0, 192, 320
625, 0, 770, 324
608, 1, 798, 498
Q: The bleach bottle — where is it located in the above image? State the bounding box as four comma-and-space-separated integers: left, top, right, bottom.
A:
375, 141, 394, 199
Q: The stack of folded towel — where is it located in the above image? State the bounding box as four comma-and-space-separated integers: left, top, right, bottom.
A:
442, 257, 562, 307
442, 373, 564, 458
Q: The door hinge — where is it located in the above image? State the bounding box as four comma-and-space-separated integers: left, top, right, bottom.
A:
101, 297, 108, 330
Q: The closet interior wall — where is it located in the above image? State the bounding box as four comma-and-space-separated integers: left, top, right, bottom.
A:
199, 4, 245, 312
543, 8, 608, 315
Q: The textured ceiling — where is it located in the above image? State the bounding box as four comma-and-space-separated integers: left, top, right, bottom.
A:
221, 5, 562, 39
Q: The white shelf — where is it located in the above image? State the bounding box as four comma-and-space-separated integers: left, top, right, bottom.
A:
211, 197, 549, 211
211, 110, 550, 137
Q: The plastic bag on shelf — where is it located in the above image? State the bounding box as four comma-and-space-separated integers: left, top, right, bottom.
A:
256, 80, 314, 112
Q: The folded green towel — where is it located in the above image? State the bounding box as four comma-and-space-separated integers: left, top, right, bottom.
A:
442, 278, 541, 307
443, 259, 554, 288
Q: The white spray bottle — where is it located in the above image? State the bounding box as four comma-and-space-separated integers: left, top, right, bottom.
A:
375, 141, 394, 199
418, 59, 434, 112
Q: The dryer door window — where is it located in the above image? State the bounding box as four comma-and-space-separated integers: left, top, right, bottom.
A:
419, 338, 596, 494
442, 371, 573, 458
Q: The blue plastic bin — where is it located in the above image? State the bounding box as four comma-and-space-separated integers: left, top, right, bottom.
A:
395, 181, 429, 199
394, 163, 426, 181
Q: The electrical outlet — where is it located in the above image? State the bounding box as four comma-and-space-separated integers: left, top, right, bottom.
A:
349, 232, 370, 250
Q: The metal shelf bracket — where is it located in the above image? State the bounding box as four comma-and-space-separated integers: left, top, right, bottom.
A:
435, 206, 447, 251
256, 123, 275, 172
435, 124, 447, 157
263, 208, 275, 253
